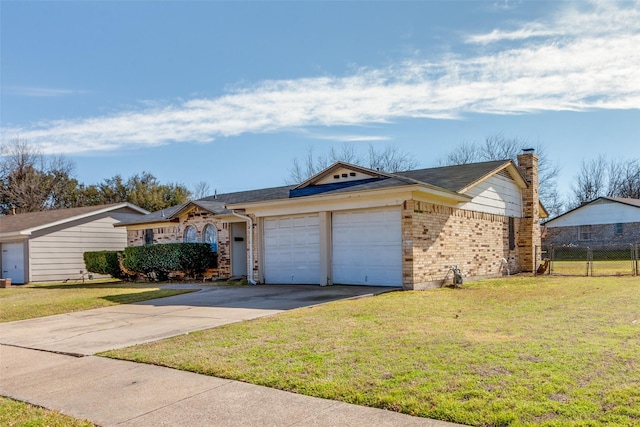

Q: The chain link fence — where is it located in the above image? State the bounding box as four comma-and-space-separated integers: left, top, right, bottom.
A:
544, 244, 639, 276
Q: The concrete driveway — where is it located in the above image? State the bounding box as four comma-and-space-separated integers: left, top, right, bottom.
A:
0, 284, 395, 356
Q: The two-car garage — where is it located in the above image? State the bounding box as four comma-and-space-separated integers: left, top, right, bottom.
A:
262, 207, 402, 287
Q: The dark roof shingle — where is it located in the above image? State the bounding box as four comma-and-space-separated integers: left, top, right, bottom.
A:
120, 161, 513, 225
0, 203, 144, 234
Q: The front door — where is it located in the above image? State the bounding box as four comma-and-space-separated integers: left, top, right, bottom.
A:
231, 222, 247, 277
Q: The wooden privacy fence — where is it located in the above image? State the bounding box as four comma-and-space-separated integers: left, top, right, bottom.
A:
544, 243, 639, 276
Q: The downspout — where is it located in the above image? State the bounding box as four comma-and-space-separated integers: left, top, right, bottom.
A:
231, 210, 257, 285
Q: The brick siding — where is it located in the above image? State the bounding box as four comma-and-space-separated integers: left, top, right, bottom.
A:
544, 222, 640, 247
127, 227, 178, 246
517, 152, 541, 272
402, 200, 522, 289
126, 207, 232, 277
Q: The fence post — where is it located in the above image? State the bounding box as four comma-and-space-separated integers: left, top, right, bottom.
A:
587, 247, 592, 276
635, 243, 639, 276
549, 246, 554, 275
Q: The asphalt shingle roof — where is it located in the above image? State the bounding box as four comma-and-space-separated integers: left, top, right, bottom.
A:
120, 161, 513, 226
0, 203, 143, 234
394, 160, 509, 192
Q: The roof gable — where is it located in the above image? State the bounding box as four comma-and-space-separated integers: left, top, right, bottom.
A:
0, 203, 148, 237
545, 196, 640, 226
394, 160, 524, 193
294, 162, 388, 189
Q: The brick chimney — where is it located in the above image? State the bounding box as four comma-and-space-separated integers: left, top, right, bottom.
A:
517, 148, 541, 272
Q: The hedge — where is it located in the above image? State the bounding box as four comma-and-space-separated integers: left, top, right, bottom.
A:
83, 250, 124, 279
122, 243, 216, 281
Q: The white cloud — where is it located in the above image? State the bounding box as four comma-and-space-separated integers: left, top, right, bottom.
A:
308, 133, 392, 143
2, 0, 639, 154
3, 86, 88, 97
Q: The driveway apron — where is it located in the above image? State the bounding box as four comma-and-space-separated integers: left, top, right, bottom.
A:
0, 285, 393, 356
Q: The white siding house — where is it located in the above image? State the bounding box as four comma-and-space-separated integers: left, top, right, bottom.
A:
544, 197, 640, 247
0, 203, 147, 284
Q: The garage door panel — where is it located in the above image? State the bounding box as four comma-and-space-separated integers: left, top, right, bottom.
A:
332, 208, 401, 287
264, 215, 320, 284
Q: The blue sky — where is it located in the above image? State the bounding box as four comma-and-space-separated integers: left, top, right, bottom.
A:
1, 1, 638, 202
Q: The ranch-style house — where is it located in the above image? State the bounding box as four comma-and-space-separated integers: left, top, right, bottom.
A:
117, 150, 546, 290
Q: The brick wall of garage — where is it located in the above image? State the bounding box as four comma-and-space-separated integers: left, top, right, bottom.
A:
249, 214, 260, 281
402, 200, 522, 289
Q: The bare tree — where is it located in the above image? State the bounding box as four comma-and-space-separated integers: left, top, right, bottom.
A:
191, 181, 211, 200
0, 137, 77, 214
607, 158, 640, 199
440, 140, 478, 165
438, 134, 563, 217
571, 156, 640, 206
287, 143, 418, 184
571, 155, 607, 205
367, 145, 418, 173
0, 138, 191, 214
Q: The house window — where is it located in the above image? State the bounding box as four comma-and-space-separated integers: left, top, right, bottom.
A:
144, 229, 154, 245
508, 217, 515, 250
184, 225, 198, 243
578, 225, 592, 241
614, 223, 623, 236
203, 224, 218, 252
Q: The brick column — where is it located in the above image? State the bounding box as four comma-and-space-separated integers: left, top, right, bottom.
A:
517, 149, 541, 272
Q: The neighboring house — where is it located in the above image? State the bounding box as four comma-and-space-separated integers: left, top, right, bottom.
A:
543, 197, 640, 247
117, 150, 546, 289
0, 203, 148, 284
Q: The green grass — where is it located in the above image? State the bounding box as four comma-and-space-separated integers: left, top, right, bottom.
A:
103, 276, 640, 426
0, 281, 194, 322
551, 260, 637, 276
0, 396, 95, 427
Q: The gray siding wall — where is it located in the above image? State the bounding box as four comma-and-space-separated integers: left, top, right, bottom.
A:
28, 209, 135, 282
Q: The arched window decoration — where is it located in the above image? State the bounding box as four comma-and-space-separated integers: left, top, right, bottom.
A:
183, 225, 198, 243
203, 224, 218, 252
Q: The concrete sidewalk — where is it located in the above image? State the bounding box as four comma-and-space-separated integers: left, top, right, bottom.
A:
1, 345, 462, 426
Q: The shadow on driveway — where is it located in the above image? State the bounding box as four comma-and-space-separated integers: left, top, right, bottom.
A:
0, 284, 398, 356
134, 284, 398, 310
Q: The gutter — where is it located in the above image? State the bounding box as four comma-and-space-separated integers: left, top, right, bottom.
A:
230, 210, 257, 285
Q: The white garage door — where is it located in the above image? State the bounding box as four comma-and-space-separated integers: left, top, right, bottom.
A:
332, 208, 402, 286
263, 215, 320, 284
2, 242, 26, 284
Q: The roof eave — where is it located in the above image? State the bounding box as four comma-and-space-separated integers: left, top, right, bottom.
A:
227, 183, 470, 210
113, 218, 179, 228
0, 231, 31, 240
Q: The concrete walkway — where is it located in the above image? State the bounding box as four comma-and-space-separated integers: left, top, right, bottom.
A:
0, 285, 464, 426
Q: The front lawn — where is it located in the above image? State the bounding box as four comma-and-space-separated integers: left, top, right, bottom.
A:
0, 282, 194, 322
0, 396, 94, 427
103, 276, 640, 426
